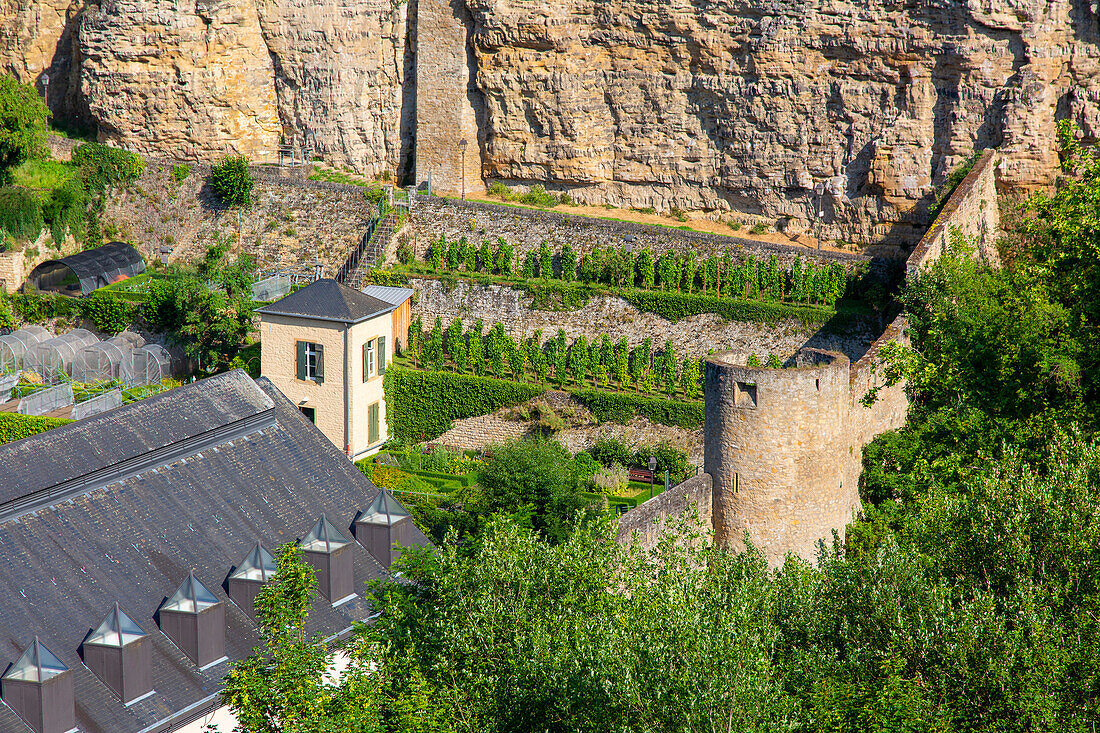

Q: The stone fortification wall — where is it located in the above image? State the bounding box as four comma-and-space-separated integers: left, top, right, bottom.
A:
698, 150, 1002, 565
616, 473, 713, 552
904, 150, 1002, 275
410, 278, 881, 365
704, 350, 855, 564
405, 197, 869, 269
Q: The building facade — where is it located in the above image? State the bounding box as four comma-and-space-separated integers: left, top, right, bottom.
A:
258, 279, 411, 459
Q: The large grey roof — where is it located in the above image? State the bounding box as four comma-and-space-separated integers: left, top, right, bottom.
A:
255, 278, 394, 324
0, 371, 429, 733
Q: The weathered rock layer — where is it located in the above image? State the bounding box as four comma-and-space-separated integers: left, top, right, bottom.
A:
2, 0, 1096, 242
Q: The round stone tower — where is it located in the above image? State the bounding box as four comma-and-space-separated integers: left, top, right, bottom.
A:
703, 348, 858, 565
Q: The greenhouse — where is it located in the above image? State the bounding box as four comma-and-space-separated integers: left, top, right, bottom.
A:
121, 345, 173, 387
17, 383, 74, 416
70, 389, 122, 420
22, 330, 98, 383
72, 336, 142, 383
252, 273, 291, 302
0, 325, 50, 374
26, 241, 146, 297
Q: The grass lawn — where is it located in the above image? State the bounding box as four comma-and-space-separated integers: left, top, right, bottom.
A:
11, 159, 77, 190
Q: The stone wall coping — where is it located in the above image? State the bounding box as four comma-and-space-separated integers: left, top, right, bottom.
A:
421, 196, 874, 264
616, 472, 713, 543
706, 347, 849, 372
905, 149, 998, 273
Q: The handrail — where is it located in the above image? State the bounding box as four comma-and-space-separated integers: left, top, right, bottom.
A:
336, 213, 380, 284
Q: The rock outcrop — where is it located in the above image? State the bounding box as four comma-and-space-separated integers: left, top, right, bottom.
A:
1, 0, 1097, 243
460, 0, 1099, 242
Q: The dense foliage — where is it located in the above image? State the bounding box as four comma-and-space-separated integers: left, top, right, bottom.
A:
419, 232, 853, 307
71, 142, 145, 194
0, 412, 72, 445
570, 388, 703, 429
406, 316, 708, 400
230, 130, 1100, 733
383, 365, 546, 441
210, 154, 254, 207
0, 185, 43, 243
0, 76, 49, 181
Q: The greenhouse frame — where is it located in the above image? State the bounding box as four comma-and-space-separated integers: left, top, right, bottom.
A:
17, 383, 74, 416
122, 345, 173, 387
72, 336, 142, 383
0, 325, 50, 374
23, 330, 99, 383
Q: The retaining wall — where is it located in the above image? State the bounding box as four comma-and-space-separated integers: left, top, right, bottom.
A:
616, 473, 713, 552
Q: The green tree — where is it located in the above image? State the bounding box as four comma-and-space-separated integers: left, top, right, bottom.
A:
478, 441, 589, 544
539, 240, 553, 279
210, 154, 254, 207
173, 239, 257, 371
636, 246, 655, 289
560, 242, 577, 282
429, 234, 445, 270
569, 335, 588, 385
467, 319, 484, 375
222, 544, 378, 733
462, 235, 476, 271
522, 250, 537, 279
680, 355, 700, 398
659, 341, 676, 396
478, 240, 492, 272
495, 238, 513, 276
0, 76, 48, 181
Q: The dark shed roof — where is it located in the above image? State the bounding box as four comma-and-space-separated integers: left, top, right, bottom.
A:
0, 371, 428, 733
255, 278, 394, 325
27, 241, 146, 297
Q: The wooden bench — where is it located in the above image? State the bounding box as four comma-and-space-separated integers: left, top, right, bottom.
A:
628, 468, 654, 484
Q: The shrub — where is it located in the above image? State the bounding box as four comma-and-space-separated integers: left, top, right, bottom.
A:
79, 292, 138, 334
590, 435, 634, 467
590, 464, 628, 495
0, 76, 49, 180
72, 142, 144, 193
518, 184, 558, 208
0, 186, 43, 241
171, 163, 192, 183
383, 365, 546, 442
487, 181, 510, 200
749, 222, 768, 235
42, 172, 86, 244
570, 388, 703, 429
0, 412, 71, 445
210, 154, 254, 207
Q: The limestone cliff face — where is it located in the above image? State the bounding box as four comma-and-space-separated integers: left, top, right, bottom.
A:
1, 0, 410, 174
462, 0, 1100, 241
1, 0, 1097, 243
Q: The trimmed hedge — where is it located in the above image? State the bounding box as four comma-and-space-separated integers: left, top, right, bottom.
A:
0, 412, 72, 445
383, 365, 545, 442
569, 388, 703, 429
621, 289, 833, 326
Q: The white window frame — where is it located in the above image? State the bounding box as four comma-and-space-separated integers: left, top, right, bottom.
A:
305, 343, 321, 381
366, 339, 376, 379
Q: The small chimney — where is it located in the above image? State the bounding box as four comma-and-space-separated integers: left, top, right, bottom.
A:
1, 637, 75, 733
158, 571, 225, 668
228, 543, 277, 621
82, 603, 152, 704
299, 516, 354, 603
355, 489, 420, 568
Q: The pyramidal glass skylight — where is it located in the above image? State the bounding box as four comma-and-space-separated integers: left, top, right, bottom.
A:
2, 638, 68, 683
86, 603, 146, 647
162, 571, 220, 614
358, 489, 411, 526
299, 516, 350, 553
229, 543, 277, 583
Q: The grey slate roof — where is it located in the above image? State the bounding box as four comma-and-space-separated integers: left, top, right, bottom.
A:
0, 371, 430, 733
255, 278, 394, 324
359, 285, 413, 306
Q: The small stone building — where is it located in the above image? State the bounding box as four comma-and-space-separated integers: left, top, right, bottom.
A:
257, 279, 411, 458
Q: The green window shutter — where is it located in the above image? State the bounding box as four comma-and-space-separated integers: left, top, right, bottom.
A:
295, 341, 306, 381
378, 336, 387, 374
315, 344, 324, 384
362, 342, 369, 383
369, 402, 379, 443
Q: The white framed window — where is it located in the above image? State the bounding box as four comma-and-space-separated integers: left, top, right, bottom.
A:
365, 339, 376, 381
296, 341, 324, 384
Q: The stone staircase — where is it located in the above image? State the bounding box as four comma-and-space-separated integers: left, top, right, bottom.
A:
335, 189, 408, 290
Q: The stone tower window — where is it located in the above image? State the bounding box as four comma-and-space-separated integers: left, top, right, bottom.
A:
735, 382, 757, 409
